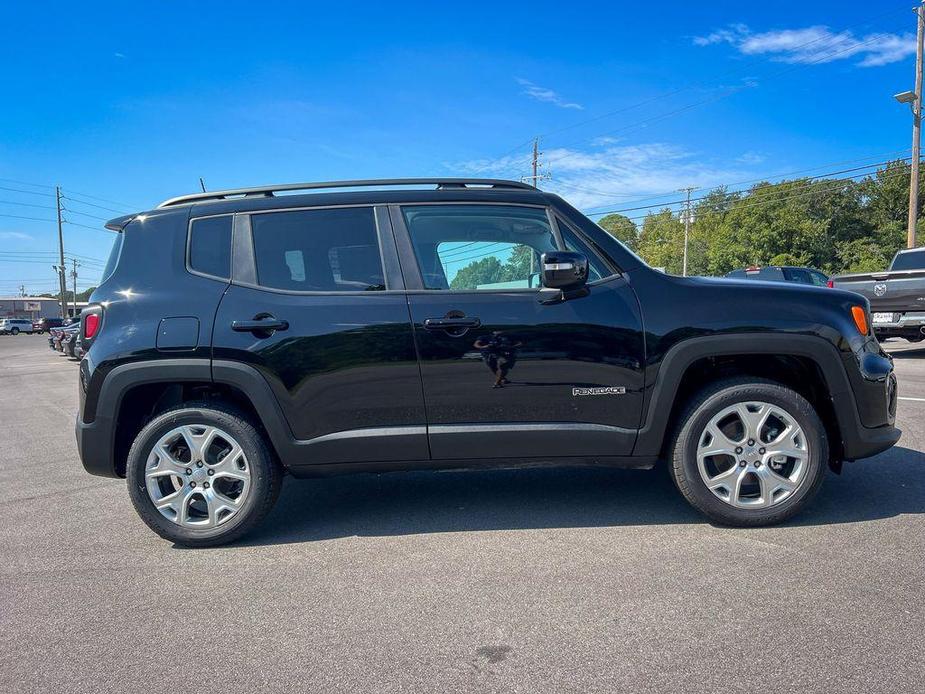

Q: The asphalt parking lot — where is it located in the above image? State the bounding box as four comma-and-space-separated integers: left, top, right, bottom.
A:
1, 333, 923, 693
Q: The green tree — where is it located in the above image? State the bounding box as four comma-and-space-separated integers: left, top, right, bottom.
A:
637, 209, 684, 274
597, 213, 639, 251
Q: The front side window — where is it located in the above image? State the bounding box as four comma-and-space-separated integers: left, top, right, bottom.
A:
556, 217, 613, 282
251, 207, 384, 292
402, 205, 557, 290
189, 216, 232, 279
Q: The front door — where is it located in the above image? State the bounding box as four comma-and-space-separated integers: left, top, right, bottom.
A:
391, 202, 646, 460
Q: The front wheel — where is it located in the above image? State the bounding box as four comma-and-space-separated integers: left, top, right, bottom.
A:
126, 402, 282, 547
10, 327, 19, 335
669, 379, 828, 527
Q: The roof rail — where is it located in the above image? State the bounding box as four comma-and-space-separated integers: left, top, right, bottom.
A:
157, 178, 536, 208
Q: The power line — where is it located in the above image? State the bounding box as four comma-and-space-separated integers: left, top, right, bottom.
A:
60, 188, 139, 212
585, 157, 914, 217
553, 148, 914, 207
0, 185, 55, 198
614, 166, 920, 224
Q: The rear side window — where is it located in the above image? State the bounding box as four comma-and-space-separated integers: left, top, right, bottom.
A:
891, 249, 925, 271
251, 207, 384, 292
99, 232, 124, 283
189, 216, 232, 279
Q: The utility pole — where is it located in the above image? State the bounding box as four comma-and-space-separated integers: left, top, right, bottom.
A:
523, 137, 550, 188
909, 2, 925, 248
71, 258, 80, 317
55, 186, 67, 318
19, 284, 25, 297
679, 187, 697, 276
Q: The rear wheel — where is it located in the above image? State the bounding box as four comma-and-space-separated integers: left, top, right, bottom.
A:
669, 379, 827, 527
126, 402, 282, 547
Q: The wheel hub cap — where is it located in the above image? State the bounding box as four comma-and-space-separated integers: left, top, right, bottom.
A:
144, 424, 251, 528
696, 401, 809, 509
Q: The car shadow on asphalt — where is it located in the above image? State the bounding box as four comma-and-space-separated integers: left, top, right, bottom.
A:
232, 445, 925, 547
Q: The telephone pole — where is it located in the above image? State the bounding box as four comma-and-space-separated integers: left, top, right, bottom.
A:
522, 137, 550, 188
679, 187, 697, 276
55, 186, 67, 318
71, 258, 80, 317
909, 2, 925, 248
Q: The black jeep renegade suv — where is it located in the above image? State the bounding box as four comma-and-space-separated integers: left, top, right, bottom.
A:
76, 178, 900, 546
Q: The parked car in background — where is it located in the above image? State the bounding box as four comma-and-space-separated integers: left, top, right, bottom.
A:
33, 317, 65, 334
831, 248, 925, 342
74, 177, 899, 547
725, 265, 830, 286
0, 318, 35, 335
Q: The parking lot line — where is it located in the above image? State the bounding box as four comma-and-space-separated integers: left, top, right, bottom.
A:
898, 396, 925, 402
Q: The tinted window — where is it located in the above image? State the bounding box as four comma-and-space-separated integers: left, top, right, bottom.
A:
784, 268, 813, 285
189, 216, 232, 279
809, 270, 828, 286
402, 205, 556, 290
252, 207, 384, 292
556, 217, 612, 281
891, 249, 925, 271
100, 232, 124, 283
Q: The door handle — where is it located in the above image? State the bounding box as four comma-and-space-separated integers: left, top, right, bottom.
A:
423, 316, 481, 330
231, 315, 289, 335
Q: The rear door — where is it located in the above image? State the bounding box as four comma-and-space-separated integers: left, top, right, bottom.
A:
391, 202, 646, 461
211, 205, 428, 468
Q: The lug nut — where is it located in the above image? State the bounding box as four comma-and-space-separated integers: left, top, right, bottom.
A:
203, 482, 210, 489
739, 460, 747, 467
754, 461, 762, 468
185, 468, 192, 475
189, 481, 197, 488
207, 469, 214, 476
196, 461, 204, 468
735, 447, 743, 454
747, 439, 755, 446
759, 447, 766, 454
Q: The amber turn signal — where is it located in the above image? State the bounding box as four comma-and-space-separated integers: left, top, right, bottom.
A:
851, 305, 868, 335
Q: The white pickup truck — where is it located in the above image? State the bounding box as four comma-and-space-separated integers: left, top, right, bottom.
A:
832, 247, 925, 342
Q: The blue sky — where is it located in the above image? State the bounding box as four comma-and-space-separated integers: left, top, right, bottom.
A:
0, 1, 921, 294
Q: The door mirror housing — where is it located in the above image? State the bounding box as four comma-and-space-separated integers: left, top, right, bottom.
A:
541, 251, 589, 290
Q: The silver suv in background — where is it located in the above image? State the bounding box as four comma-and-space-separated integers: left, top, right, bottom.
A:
0, 318, 35, 335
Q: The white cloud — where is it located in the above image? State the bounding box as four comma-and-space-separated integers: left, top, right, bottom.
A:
114, 52, 125, 59
0, 231, 32, 241
456, 142, 755, 211
517, 78, 583, 110
694, 24, 916, 67
736, 151, 766, 165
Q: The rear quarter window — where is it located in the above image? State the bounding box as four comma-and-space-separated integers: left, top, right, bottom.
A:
188, 216, 233, 279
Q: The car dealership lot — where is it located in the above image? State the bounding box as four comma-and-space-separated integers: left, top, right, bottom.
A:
1, 333, 923, 693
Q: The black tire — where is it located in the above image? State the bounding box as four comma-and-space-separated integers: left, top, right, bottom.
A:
668, 378, 828, 527
126, 401, 282, 547
10, 327, 19, 335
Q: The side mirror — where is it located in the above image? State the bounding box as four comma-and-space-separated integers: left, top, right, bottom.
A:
541, 251, 589, 290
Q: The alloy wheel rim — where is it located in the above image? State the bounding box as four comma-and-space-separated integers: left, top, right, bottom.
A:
145, 424, 251, 528
696, 401, 809, 509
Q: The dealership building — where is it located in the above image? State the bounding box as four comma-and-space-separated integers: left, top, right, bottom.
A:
0, 296, 67, 319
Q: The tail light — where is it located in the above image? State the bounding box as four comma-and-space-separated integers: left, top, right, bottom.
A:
84, 313, 100, 339
80, 305, 103, 351
826, 279, 834, 288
